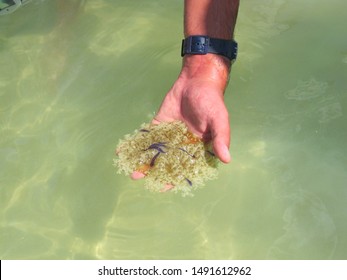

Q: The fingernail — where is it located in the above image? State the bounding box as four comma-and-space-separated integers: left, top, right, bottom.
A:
221, 145, 231, 163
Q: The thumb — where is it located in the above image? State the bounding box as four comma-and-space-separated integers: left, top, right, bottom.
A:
210, 114, 231, 164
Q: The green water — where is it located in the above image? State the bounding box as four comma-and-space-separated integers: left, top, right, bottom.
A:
1, 0, 346, 260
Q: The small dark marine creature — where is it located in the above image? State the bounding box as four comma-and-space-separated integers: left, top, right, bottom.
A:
185, 177, 193, 186
178, 147, 196, 158
143, 142, 168, 153
150, 152, 161, 167
144, 142, 168, 167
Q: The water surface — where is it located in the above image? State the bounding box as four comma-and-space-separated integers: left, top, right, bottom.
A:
1, 0, 346, 259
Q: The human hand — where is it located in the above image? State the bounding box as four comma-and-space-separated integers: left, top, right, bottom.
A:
131, 54, 232, 185
155, 54, 232, 163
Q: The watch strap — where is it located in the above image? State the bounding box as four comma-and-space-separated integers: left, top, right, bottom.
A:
181, 36, 238, 61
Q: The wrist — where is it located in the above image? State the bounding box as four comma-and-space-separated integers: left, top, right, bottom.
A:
180, 54, 231, 89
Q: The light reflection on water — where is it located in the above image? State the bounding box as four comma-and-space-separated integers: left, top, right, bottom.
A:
1, 0, 346, 259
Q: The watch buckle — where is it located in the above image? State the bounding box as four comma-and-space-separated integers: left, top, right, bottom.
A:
182, 36, 210, 56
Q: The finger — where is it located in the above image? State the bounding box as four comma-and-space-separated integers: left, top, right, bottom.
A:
131, 171, 146, 180
210, 114, 231, 163
159, 184, 175, 192
132, 170, 175, 192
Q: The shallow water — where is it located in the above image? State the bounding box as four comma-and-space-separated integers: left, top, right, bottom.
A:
0, 0, 346, 259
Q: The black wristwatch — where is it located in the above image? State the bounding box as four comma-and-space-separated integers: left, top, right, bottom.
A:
181, 35, 238, 62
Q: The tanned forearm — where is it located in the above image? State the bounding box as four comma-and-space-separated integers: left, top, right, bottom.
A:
184, 0, 239, 39
182, 0, 240, 91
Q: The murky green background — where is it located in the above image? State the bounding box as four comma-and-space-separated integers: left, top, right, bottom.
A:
1, 0, 346, 260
